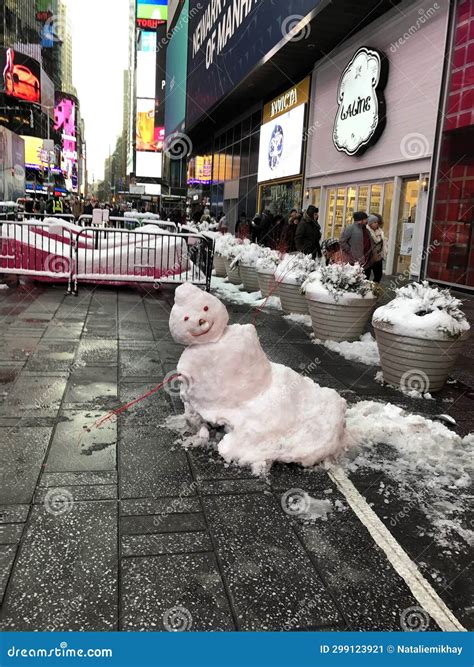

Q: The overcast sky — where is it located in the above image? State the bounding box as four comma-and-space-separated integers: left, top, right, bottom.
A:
66, 0, 129, 183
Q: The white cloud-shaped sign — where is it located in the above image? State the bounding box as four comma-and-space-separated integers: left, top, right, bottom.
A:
333, 47, 388, 156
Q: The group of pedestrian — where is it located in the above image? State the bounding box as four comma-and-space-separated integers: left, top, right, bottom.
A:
219, 205, 385, 283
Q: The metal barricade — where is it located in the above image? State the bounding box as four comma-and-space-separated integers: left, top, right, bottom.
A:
0, 221, 214, 295
71, 227, 214, 294
0, 220, 74, 291
21, 212, 76, 223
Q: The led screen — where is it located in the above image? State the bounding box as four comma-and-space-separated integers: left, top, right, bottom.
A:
136, 99, 157, 152
0, 48, 41, 103
0, 128, 25, 201
54, 93, 78, 193
137, 0, 168, 20
257, 104, 305, 183
136, 151, 163, 178
164, 0, 188, 135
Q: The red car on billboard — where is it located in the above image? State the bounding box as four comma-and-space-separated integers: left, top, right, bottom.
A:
2, 48, 41, 103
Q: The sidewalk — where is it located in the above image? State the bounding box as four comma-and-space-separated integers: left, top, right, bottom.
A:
0, 280, 471, 632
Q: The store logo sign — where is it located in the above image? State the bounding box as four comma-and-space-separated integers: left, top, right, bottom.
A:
333, 47, 389, 156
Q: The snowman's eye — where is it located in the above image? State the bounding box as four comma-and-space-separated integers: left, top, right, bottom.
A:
184, 316, 189, 322
203, 306, 209, 312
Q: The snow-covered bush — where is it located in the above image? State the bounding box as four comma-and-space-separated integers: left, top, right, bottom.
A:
231, 242, 265, 268
215, 233, 241, 259
256, 249, 281, 274
274, 253, 319, 286
302, 263, 377, 303
373, 281, 470, 340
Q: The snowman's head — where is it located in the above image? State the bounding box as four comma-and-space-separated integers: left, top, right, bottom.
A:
169, 283, 229, 346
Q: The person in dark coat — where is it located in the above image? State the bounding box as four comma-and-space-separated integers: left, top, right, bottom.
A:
295, 205, 322, 258
280, 209, 299, 252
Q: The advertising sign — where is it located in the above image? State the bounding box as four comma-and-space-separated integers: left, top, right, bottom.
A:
136, 152, 163, 178
165, 0, 189, 135
257, 103, 305, 183
54, 92, 78, 192
333, 47, 389, 156
137, 0, 168, 21
137, 31, 157, 99
0, 48, 41, 104
0, 127, 25, 202
187, 0, 319, 128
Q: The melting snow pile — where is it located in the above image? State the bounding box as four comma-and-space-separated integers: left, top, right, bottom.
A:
169, 283, 346, 474
343, 401, 473, 548
283, 313, 313, 328
211, 276, 281, 309
313, 332, 380, 366
373, 281, 470, 340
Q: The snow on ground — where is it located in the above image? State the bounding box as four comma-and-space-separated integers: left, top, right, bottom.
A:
342, 400, 473, 549
312, 332, 380, 366
211, 276, 281, 309
374, 370, 434, 400
283, 313, 312, 327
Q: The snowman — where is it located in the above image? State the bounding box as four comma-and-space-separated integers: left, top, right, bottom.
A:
169, 283, 347, 474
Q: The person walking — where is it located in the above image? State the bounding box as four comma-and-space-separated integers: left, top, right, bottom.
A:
339, 211, 374, 277
295, 205, 322, 259
279, 209, 299, 252
367, 214, 385, 283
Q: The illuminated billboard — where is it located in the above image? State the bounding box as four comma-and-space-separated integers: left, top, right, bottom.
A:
137, 0, 168, 20
137, 31, 157, 98
136, 152, 162, 178
188, 155, 212, 185
54, 92, 78, 193
257, 104, 305, 183
0, 48, 41, 104
165, 0, 188, 134
136, 99, 157, 152
0, 128, 25, 201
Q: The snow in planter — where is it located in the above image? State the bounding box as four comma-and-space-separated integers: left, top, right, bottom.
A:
303, 262, 377, 304
211, 277, 281, 309
274, 253, 319, 286
214, 233, 242, 259
342, 400, 473, 549
169, 283, 346, 474
312, 332, 380, 366
256, 249, 281, 274
230, 241, 265, 268
373, 281, 470, 340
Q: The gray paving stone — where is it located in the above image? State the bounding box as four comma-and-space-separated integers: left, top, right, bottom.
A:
122, 532, 212, 557
0, 501, 117, 630
0, 375, 68, 417
203, 493, 343, 630
120, 497, 201, 516
199, 479, 269, 495
0, 524, 24, 545
26, 342, 76, 372
0, 545, 17, 605
121, 553, 234, 631
76, 339, 117, 366
0, 427, 53, 504
119, 349, 163, 380
34, 485, 117, 504
63, 366, 118, 408
121, 513, 206, 535
39, 471, 117, 487
0, 506, 29, 524
45, 411, 116, 473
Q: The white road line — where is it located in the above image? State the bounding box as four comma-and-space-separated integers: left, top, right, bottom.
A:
328, 465, 466, 632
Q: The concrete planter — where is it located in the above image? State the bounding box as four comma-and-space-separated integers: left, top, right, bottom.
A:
279, 282, 308, 314
306, 294, 377, 342
257, 271, 277, 298
240, 264, 260, 293
374, 323, 469, 393
213, 253, 227, 277
224, 258, 241, 285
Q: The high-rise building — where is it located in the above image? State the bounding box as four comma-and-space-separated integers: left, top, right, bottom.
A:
57, 0, 76, 97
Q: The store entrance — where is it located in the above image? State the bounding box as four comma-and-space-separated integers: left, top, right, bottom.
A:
393, 178, 420, 275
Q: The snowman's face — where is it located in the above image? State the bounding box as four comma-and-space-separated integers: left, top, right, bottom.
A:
169, 283, 229, 346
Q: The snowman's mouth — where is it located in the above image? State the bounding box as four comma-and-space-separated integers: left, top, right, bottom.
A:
191, 322, 214, 338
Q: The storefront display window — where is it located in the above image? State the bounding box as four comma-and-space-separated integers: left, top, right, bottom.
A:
324, 182, 389, 237
370, 184, 382, 215
393, 179, 420, 275
358, 186, 369, 213
311, 188, 321, 209
326, 189, 336, 234
259, 180, 302, 217
346, 186, 357, 225
426, 0, 473, 288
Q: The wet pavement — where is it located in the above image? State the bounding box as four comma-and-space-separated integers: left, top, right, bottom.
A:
0, 280, 472, 632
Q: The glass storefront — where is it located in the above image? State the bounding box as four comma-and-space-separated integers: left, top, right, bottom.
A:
324, 182, 392, 238
426, 0, 474, 289
259, 179, 303, 217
